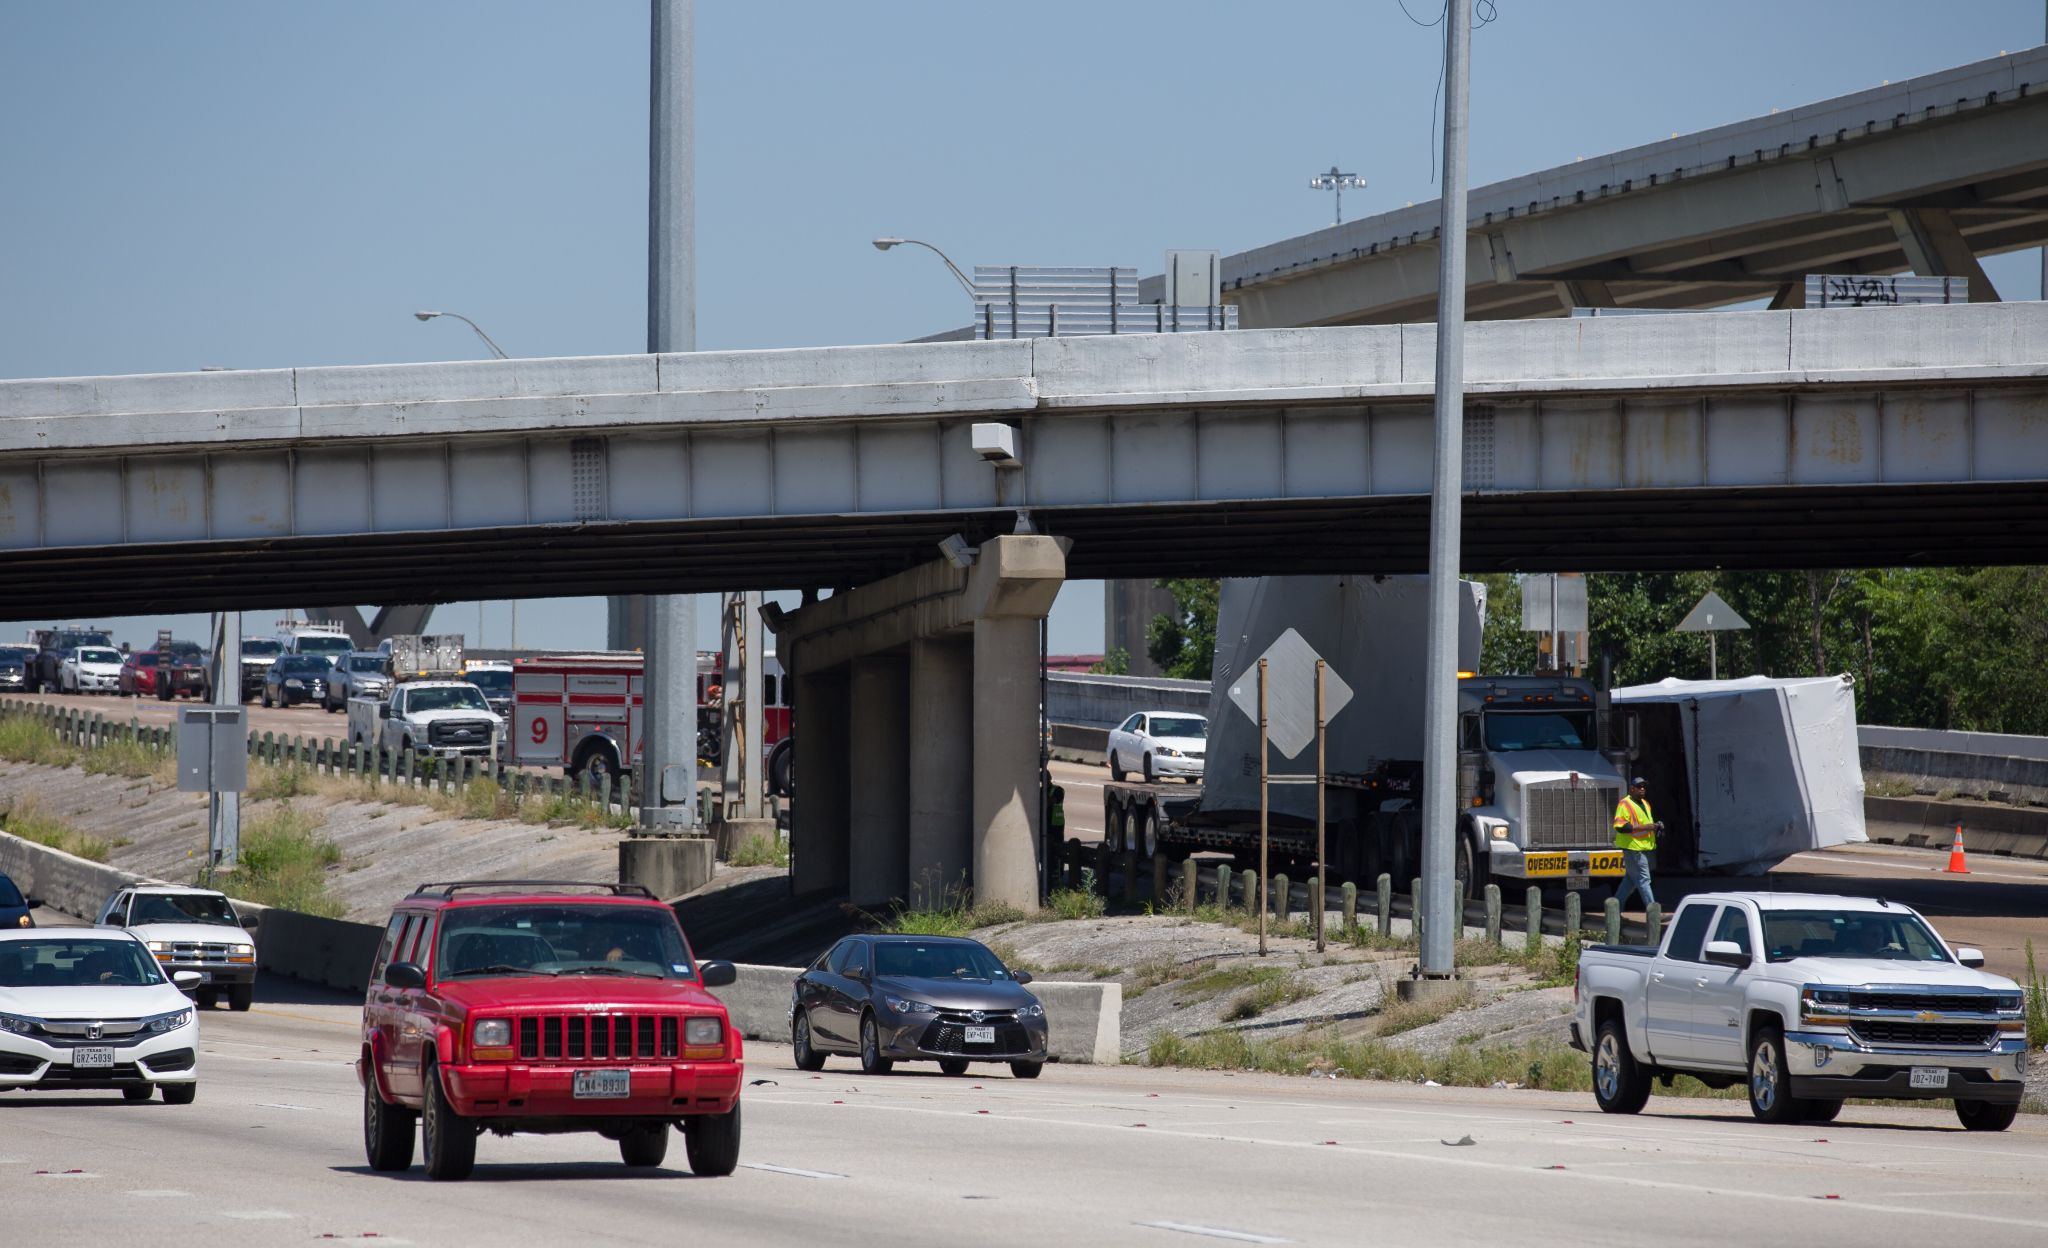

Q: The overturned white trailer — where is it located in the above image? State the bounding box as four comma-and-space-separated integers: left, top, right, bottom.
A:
1610, 675, 1867, 875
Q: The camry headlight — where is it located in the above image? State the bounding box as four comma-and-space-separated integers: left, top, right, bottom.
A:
147, 1008, 193, 1033
1018, 1002, 1044, 1019
883, 995, 935, 1016
684, 1017, 723, 1046
472, 1019, 511, 1048
0, 1012, 37, 1035
1157, 746, 1182, 757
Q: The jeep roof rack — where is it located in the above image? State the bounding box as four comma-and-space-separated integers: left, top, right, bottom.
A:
409, 880, 658, 900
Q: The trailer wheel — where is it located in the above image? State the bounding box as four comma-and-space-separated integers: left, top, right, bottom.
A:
768, 739, 795, 797
1104, 805, 1125, 854
1139, 808, 1158, 859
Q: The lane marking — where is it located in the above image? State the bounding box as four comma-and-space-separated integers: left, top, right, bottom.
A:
258, 1102, 316, 1111
223, 1210, 294, 1220
33, 1171, 99, 1179
747, 1095, 2048, 1231
126, 1189, 192, 1197
1137, 1221, 1291, 1244
741, 1162, 848, 1180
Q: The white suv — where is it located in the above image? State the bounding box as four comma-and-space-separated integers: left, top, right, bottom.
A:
0, 928, 200, 1102
97, 886, 258, 1011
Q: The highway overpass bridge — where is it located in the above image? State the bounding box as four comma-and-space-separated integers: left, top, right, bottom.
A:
1, 301, 2044, 621
1160, 47, 2048, 326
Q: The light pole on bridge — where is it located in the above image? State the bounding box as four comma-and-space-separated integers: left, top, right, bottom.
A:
873, 236, 977, 297
413, 310, 509, 360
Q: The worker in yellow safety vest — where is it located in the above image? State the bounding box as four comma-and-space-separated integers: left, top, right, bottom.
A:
1612, 776, 1664, 913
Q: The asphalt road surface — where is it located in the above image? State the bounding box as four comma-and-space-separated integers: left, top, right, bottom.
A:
4, 985, 2046, 1247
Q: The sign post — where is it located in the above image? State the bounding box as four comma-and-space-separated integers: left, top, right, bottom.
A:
1257, 658, 1269, 958
1675, 591, 1751, 680
1315, 659, 1327, 953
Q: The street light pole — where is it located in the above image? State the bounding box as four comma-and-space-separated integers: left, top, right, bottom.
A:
1308, 166, 1367, 226
412, 310, 509, 359
873, 237, 977, 296
1418, 0, 1473, 983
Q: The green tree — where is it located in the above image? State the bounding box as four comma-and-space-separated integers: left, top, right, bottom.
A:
1088, 647, 1130, 676
1146, 579, 1220, 680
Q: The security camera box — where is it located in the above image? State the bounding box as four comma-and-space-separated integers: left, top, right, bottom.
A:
1199, 575, 1481, 824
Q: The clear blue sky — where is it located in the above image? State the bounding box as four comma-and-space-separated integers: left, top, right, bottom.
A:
3, 1, 2042, 653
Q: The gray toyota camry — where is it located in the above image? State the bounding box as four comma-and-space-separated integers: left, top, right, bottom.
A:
791, 934, 1048, 1078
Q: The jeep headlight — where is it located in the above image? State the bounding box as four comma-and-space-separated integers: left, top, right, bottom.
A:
473, 1019, 511, 1048
684, 1017, 723, 1047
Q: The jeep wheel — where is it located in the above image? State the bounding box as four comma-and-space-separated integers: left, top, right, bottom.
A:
683, 1100, 742, 1176
421, 1063, 476, 1180
1592, 1017, 1651, 1114
363, 1073, 416, 1171
619, 1123, 669, 1167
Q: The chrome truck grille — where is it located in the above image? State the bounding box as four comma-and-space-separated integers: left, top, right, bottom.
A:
1523, 783, 1619, 849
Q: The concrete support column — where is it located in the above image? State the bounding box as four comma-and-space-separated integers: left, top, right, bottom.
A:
1887, 206, 2000, 301
1104, 579, 1177, 678
847, 655, 910, 907
973, 616, 1042, 910
791, 671, 850, 897
907, 637, 973, 908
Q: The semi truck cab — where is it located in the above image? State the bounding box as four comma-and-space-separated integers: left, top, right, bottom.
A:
1458, 674, 1628, 893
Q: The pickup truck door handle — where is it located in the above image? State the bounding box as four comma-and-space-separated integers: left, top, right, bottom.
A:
1694, 978, 1710, 988
1650, 972, 1665, 983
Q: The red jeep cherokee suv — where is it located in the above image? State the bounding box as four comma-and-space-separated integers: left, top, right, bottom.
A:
356, 881, 743, 1181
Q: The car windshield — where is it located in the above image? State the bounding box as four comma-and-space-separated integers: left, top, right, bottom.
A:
77, 648, 121, 665
409, 686, 489, 713
466, 670, 512, 694
132, 652, 160, 667
873, 940, 1017, 982
0, 875, 23, 908
129, 892, 239, 927
348, 655, 387, 673
241, 639, 282, 658
1483, 709, 1594, 751
436, 904, 693, 980
0, 938, 164, 987
277, 656, 330, 674
1761, 909, 1952, 963
294, 636, 353, 658
1148, 716, 1207, 739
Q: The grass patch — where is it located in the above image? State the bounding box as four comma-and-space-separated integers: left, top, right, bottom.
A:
1125, 957, 1195, 1000
1863, 774, 1916, 799
0, 795, 111, 862
213, 805, 344, 918
728, 833, 789, 868
0, 717, 80, 768
1223, 971, 1315, 1021
1044, 886, 1106, 921
1145, 1026, 1746, 1099
879, 898, 1029, 936
2026, 939, 2048, 1051
80, 738, 172, 781
1371, 981, 1474, 1036
247, 761, 319, 802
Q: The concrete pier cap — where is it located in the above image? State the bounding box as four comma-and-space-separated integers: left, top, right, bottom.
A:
774, 534, 1068, 912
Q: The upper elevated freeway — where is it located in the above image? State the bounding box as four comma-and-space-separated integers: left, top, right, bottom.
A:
1, 301, 2044, 618
1154, 47, 2048, 326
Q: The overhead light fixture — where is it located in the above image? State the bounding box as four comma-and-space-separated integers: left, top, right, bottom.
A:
970, 422, 1020, 466
938, 534, 979, 569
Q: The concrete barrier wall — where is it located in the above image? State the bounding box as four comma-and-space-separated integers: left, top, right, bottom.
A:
1048, 672, 1209, 730
1864, 795, 2048, 859
707, 963, 1121, 1063
0, 831, 151, 919
253, 907, 384, 994
1862, 745, 2048, 806
1861, 724, 2048, 763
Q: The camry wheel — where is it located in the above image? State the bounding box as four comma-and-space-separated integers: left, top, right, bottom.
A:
938, 1058, 969, 1076
363, 1073, 416, 1171
1110, 751, 1125, 782
421, 1063, 476, 1180
1142, 753, 1155, 783
1009, 1060, 1043, 1080
858, 1013, 894, 1075
792, 1011, 826, 1072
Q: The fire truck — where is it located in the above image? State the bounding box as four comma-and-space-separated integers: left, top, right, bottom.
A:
509, 651, 793, 792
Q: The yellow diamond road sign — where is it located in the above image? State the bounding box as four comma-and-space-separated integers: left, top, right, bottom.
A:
1226, 628, 1353, 760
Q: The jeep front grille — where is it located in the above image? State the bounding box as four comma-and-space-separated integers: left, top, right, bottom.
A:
513, 1013, 679, 1062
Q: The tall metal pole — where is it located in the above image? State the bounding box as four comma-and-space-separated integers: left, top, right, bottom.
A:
209, 612, 241, 871
640, 0, 698, 832
1314, 659, 1327, 954
1419, 0, 1472, 981
1257, 657, 1270, 958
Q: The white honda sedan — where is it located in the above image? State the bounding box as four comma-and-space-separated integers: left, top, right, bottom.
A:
0, 929, 201, 1102
1108, 711, 1208, 783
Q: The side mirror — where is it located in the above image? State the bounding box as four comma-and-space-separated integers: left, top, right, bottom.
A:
379, 704, 392, 719
699, 960, 737, 988
1955, 947, 1986, 968
383, 961, 426, 990
1012, 970, 1034, 985
1702, 940, 1750, 968
240, 911, 261, 930
171, 970, 204, 990
25, 897, 44, 910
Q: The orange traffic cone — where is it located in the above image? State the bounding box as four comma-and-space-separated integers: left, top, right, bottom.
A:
1945, 825, 1970, 874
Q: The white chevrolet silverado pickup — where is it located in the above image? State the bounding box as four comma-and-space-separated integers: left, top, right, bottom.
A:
1572, 891, 2028, 1130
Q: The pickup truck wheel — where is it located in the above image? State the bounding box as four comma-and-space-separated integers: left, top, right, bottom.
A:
619, 1123, 670, 1167
1746, 1025, 1807, 1124
1803, 1099, 1842, 1124
791, 1011, 826, 1071
363, 1073, 417, 1171
421, 1062, 476, 1180
683, 1100, 742, 1176
227, 984, 253, 1012
1592, 1018, 1651, 1114
1955, 1099, 2019, 1132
